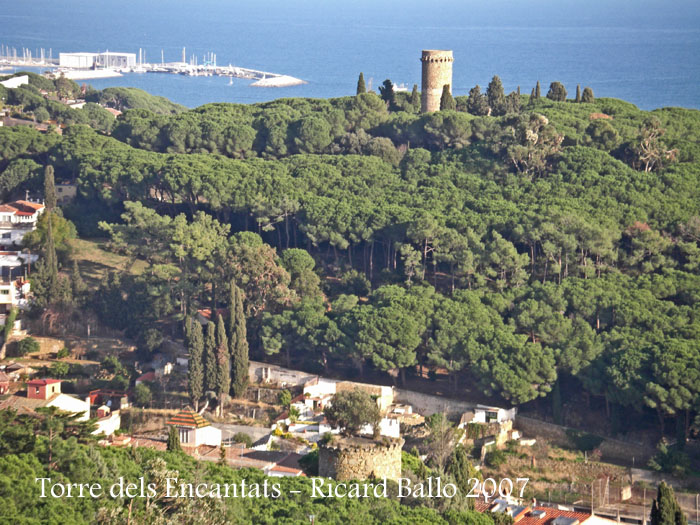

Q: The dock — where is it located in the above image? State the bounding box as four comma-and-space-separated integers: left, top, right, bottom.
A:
0, 46, 305, 87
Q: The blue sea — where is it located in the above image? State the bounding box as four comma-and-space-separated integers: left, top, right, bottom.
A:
1, 0, 699, 110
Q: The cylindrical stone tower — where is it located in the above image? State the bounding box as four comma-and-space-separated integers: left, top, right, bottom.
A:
420, 50, 454, 113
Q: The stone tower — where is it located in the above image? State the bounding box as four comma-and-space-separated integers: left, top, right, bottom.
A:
420, 50, 454, 113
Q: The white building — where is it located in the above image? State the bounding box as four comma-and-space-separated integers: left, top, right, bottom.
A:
0, 200, 45, 248
95, 52, 136, 69
0, 251, 36, 313
0, 379, 120, 436
167, 410, 222, 447
59, 51, 136, 70
59, 53, 98, 69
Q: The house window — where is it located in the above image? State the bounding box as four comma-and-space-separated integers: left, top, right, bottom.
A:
179, 428, 189, 443
0, 290, 9, 295
35, 387, 40, 394
1, 233, 10, 239
57, 188, 64, 193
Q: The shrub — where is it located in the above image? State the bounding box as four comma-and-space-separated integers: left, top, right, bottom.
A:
486, 449, 508, 468
232, 432, 253, 448
56, 347, 70, 359
17, 337, 40, 356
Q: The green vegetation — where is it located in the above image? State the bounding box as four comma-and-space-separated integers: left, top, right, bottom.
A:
16, 336, 40, 356
323, 389, 381, 436
650, 481, 687, 525
1, 77, 699, 441
0, 409, 494, 524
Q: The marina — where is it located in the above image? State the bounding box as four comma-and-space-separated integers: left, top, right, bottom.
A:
0, 45, 306, 88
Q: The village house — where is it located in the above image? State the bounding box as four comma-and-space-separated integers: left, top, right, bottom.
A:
0, 379, 121, 436
167, 409, 222, 447
0, 200, 45, 248
476, 498, 617, 525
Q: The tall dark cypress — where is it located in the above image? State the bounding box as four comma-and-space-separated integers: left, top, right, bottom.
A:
410, 84, 420, 111
229, 284, 249, 398
650, 482, 687, 525
215, 314, 230, 415
575, 84, 582, 103
356, 72, 366, 95
535, 80, 541, 99
439, 84, 456, 111
204, 321, 217, 393
44, 165, 56, 212
187, 319, 204, 411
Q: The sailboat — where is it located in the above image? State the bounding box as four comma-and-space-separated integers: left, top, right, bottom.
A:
228, 77, 233, 86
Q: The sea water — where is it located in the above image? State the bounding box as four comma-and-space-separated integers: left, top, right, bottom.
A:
1, 0, 699, 110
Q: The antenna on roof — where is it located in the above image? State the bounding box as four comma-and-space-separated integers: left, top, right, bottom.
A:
25, 190, 29, 200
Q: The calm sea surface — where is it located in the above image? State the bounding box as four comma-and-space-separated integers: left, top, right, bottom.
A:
1, 0, 699, 110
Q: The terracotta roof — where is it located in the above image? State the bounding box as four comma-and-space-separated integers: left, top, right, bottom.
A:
136, 371, 156, 383
167, 410, 210, 428
268, 465, 305, 475
0, 392, 61, 411
515, 507, 590, 525
0, 205, 17, 214
13, 200, 44, 211
27, 379, 62, 386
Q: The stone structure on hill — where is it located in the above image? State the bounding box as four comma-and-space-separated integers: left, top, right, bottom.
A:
420, 49, 454, 113
318, 435, 403, 481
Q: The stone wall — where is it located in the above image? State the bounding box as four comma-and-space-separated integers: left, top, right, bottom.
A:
319, 436, 404, 481
421, 49, 453, 113
394, 387, 475, 416
515, 415, 655, 464
248, 360, 318, 387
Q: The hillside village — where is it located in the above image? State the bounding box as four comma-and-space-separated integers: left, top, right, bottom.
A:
1, 66, 700, 524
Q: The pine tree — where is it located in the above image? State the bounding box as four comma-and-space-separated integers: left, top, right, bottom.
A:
167, 426, 181, 452
650, 482, 687, 525
215, 314, 230, 416
378, 79, 395, 107
187, 319, 204, 411
44, 165, 56, 211
486, 75, 506, 115
582, 86, 595, 103
356, 72, 366, 95
439, 84, 456, 111
229, 284, 249, 398
546, 81, 567, 102
410, 84, 420, 112
466, 85, 489, 116
575, 84, 582, 103
535, 80, 541, 99
204, 321, 217, 393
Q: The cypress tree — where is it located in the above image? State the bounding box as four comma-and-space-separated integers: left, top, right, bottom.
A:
42, 212, 60, 304
517, 85, 521, 96
356, 72, 366, 95
204, 321, 217, 393
167, 426, 181, 452
546, 81, 567, 102
187, 319, 204, 411
215, 314, 230, 415
582, 86, 595, 103
530, 87, 536, 99
575, 84, 582, 103
44, 165, 56, 211
70, 259, 87, 300
439, 84, 456, 111
486, 75, 506, 115
535, 80, 541, 99
229, 284, 249, 398
650, 482, 687, 525
410, 84, 420, 112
